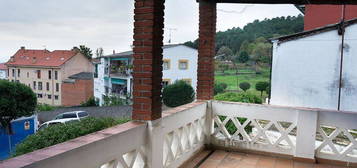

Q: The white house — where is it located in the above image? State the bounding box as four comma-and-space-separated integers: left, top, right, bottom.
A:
270, 19, 357, 112
94, 44, 198, 105
0, 63, 7, 80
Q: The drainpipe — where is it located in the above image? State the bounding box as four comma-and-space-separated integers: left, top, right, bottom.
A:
337, 5, 346, 111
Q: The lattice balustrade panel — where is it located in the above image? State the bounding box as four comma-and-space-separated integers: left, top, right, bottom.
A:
316, 125, 357, 162
163, 116, 206, 167
212, 115, 297, 150
99, 146, 147, 168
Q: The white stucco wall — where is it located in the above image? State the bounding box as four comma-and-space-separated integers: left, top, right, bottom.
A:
0, 69, 7, 80
162, 45, 198, 92
271, 24, 357, 112
94, 58, 107, 105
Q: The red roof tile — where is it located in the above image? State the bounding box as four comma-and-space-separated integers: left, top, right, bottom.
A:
6, 49, 79, 67
0, 63, 7, 70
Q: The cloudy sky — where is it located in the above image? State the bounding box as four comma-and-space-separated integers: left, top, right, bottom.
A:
0, 0, 301, 62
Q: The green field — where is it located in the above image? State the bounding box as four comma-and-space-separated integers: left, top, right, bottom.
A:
214, 67, 271, 99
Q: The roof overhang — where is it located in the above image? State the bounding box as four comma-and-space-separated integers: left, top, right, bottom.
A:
199, 0, 357, 4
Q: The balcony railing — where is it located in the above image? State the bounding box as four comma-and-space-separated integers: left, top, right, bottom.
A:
2, 101, 357, 168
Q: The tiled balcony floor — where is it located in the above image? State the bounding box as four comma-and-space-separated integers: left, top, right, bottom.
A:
198, 150, 348, 168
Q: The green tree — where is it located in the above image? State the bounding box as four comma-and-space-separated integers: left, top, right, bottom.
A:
163, 80, 195, 107
217, 46, 233, 61
78, 45, 93, 59
95, 47, 104, 58
239, 82, 251, 92
214, 83, 228, 95
237, 51, 249, 63
0, 80, 37, 134
255, 81, 270, 98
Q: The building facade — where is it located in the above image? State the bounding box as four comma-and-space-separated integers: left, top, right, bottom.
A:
0, 63, 7, 80
6, 47, 93, 106
94, 44, 198, 105
62, 72, 94, 106
270, 19, 357, 112
304, 5, 357, 31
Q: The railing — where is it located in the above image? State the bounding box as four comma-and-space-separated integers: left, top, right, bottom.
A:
2, 100, 357, 168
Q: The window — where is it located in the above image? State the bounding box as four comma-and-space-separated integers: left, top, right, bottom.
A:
12, 69, 15, 77
56, 83, 59, 92
163, 59, 170, 70
178, 60, 189, 70
78, 112, 89, 118
37, 70, 41, 79
27, 72, 29, 78
94, 64, 98, 78
48, 70, 52, 79
62, 113, 77, 119
46, 82, 50, 91
54, 71, 58, 80
37, 94, 42, 98
38, 82, 43, 90
17, 69, 20, 77
162, 79, 171, 88
182, 79, 192, 85
48, 94, 52, 99
33, 81, 36, 90
54, 95, 59, 100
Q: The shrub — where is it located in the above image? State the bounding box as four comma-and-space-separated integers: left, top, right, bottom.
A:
103, 95, 127, 106
0, 80, 37, 134
214, 82, 227, 95
81, 97, 99, 107
255, 81, 270, 97
14, 117, 130, 157
163, 80, 195, 107
214, 92, 262, 104
37, 104, 56, 112
239, 82, 251, 92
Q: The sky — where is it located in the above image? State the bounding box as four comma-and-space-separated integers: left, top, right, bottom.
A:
0, 0, 301, 62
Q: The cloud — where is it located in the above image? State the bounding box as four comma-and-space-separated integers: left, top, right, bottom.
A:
0, 0, 300, 62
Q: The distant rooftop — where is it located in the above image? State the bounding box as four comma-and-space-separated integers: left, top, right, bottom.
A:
0, 63, 7, 70
68, 72, 93, 80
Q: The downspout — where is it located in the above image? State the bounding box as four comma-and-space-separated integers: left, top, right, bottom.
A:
337, 5, 346, 111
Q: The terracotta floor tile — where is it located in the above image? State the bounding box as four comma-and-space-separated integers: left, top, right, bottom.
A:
226, 152, 245, 161
236, 162, 257, 168
218, 157, 240, 168
256, 156, 276, 168
275, 158, 293, 168
294, 162, 315, 168
241, 154, 261, 165
314, 164, 332, 168
209, 150, 228, 161
199, 160, 220, 168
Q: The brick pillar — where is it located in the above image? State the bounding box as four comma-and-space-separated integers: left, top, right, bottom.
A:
132, 0, 165, 121
197, 0, 216, 100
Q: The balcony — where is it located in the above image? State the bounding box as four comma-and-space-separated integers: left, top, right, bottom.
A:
2, 101, 357, 168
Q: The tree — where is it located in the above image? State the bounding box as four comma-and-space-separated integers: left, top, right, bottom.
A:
95, 48, 104, 58
78, 45, 93, 59
217, 46, 233, 61
163, 80, 195, 107
214, 83, 228, 95
237, 51, 249, 63
239, 82, 251, 92
0, 80, 37, 134
255, 81, 270, 98
218, 63, 229, 74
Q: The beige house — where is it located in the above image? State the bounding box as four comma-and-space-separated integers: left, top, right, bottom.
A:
6, 47, 93, 106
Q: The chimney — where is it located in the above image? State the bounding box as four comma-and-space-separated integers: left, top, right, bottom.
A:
20, 46, 25, 50
113, 50, 115, 54
32, 57, 37, 64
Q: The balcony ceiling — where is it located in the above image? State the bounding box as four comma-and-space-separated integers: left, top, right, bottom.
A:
202, 0, 357, 4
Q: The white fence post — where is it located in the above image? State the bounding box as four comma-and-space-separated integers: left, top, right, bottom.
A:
205, 101, 213, 144
294, 109, 318, 161
147, 119, 164, 168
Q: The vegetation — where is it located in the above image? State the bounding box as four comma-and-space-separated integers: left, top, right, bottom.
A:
0, 80, 37, 134
163, 80, 195, 107
237, 51, 249, 63
80, 97, 99, 107
78, 45, 93, 59
255, 81, 270, 97
214, 82, 228, 95
239, 82, 251, 92
14, 117, 130, 157
103, 95, 129, 106
214, 92, 262, 104
37, 104, 57, 112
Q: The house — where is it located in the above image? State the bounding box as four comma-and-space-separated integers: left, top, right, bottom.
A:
270, 18, 357, 112
0, 63, 7, 80
62, 72, 94, 106
303, 4, 357, 30
6, 47, 93, 106
94, 44, 198, 105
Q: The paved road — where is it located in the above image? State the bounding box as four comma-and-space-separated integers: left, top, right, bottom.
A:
38, 105, 132, 123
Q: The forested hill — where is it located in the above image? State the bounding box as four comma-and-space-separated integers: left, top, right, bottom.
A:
184, 15, 304, 54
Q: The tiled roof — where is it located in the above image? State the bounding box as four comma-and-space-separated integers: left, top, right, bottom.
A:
0, 63, 7, 70
68, 72, 94, 80
6, 48, 79, 67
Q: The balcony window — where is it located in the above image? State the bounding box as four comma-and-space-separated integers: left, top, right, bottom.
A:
37, 70, 41, 79
17, 69, 20, 77
46, 82, 50, 91
179, 60, 188, 70
48, 70, 52, 79
33, 81, 36, 90
163, 59, 170, 70
94, 64, 98, 78
54, 71, 58, 80
12, 69, 15, 77
48, 95, 52, 99
56, 83, 59, 92
38, 82, 42, 90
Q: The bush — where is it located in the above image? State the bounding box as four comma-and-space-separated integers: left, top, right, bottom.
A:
14, 117, 130, 157
36, 104, 56, 112
103, 95, 127, 106
239, 82, 251, 92
214, 92, 262, 104
163, 80, 195, 107
81, 97, 99, 107
255, 81, 270, 97
214, 82, 228, 95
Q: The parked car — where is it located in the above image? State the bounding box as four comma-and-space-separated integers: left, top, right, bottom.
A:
53, 111, 89, 120
37, 118, 78, 131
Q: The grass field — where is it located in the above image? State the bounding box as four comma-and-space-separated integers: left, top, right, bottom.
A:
214, 67, 271, 99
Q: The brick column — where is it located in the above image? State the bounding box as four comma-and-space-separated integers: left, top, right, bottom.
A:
132, 0, 165, 121
197, 0, 216, 100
